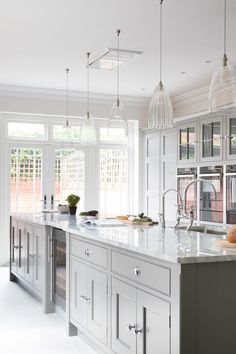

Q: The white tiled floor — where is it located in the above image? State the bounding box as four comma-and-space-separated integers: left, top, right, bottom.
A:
0, 267, 98, 354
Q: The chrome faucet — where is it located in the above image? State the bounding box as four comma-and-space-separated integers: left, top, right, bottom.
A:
160, 189, 183, 228
182, 178, 217, 230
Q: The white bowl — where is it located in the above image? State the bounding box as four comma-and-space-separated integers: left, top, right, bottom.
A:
57, 205, 69, 214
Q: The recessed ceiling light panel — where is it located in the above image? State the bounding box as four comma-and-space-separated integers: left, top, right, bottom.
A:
89, 48, 143, 70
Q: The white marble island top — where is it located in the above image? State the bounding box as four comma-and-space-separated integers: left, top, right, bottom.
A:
11, 213, 236, 265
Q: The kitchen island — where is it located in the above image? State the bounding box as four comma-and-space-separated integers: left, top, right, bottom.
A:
9, 213, 236, 354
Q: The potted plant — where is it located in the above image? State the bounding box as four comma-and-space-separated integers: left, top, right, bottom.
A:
66, 194, 80, 215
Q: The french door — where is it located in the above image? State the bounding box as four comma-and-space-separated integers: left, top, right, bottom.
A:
9, 144, 87, 214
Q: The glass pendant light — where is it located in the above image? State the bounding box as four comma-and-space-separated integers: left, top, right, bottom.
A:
148, 0, 173, 129
209, 0, 236, 112
61, 68, 75, 140
80, 52, 97, 145
108, 29, 128, 136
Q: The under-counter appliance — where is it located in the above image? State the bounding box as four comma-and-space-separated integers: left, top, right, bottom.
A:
226, 165, 236, 224
177, 167, 197, 219
199, 166, 223, 223
52, 228, 66, 311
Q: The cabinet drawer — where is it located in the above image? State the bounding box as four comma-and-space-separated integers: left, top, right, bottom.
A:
71, 237, 108, 269
112, 251, 170, 295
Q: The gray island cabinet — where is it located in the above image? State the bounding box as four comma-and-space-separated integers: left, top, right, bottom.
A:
10, 214, 236, 354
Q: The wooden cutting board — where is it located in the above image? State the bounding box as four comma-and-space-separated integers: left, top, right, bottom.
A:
215, 239, 236, 249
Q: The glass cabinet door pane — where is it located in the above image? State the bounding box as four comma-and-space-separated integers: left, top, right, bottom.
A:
188, 127, 195, 159
229, 118, 236, 155
179, 128, 188, 160
180, 128, 187, 145
212, 122, 221, 157
203, 123, 212, 141
180, 144, 187, 160
202, 140, 211, 158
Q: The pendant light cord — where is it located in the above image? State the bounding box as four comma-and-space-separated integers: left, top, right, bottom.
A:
66, 68, 69, 126
160, 0, 163, 84
86, 52, 90, 118
224, 0, 227, 55
116, 29, 120, 105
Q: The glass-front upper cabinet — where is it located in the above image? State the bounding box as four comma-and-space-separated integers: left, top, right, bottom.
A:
178, 124, 196, 163
200, 118, 222, 162
227, 117, 236, 159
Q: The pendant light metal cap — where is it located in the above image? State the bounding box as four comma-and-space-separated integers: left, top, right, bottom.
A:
209, 56, 236, 112
148, 83, 173, 129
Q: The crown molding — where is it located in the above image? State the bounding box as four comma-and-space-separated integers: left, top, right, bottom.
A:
0, 84, 150, 107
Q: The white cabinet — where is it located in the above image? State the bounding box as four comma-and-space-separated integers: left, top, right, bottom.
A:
136, 290, 170, 354
24, 224, 34, 285
11, 218, 18, 273
16, 221, 25, 278
10, 218, 44, 297
112, 278, 170, 354
33, 226, 43, 293
70, 258, 108, 345
111, 279, 137, 354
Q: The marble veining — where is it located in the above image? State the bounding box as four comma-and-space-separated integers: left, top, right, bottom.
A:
11, 213, 236, 265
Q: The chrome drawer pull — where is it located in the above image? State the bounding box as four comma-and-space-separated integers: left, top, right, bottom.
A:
132, 266, 141, 276
127, 324, 136, 332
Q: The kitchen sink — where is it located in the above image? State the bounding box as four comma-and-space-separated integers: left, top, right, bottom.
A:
177, 225, 227, 236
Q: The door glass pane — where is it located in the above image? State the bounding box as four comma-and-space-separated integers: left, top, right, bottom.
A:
100, 148, 128, 217
188, 127, 195, 159
54, 149, 85, 212
10, 148, 42, 213
202, 123, 212, 158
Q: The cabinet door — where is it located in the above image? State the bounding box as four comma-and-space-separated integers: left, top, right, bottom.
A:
111, 278, 137, 354
11, 218, 18, 273
33, 227, 43, 293
178, 125, 196, 163
17, 222, 25, 278
201, 119, 222, 161
87, 267, 108, 345
25, 224, 34, 285
70, 259, 88, 329
137, 290, 170, 354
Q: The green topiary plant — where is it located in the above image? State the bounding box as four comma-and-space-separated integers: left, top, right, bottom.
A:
66, 194, 80, 207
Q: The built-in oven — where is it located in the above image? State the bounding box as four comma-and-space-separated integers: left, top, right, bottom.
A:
199, 165, 223, 223
226, 165, 236, 224
52, 228, 66, 311
177, 167, 197, 219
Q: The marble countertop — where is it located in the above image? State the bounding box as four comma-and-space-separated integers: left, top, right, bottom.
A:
11, 213, 236, 265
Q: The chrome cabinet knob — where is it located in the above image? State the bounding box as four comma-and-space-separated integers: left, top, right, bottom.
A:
133, 328, 142, 335
132, 266, 141, 276
13, 245, 19, 249
80, 295, 91, 302
84, 249, 90, 256
127, 324, 136, 332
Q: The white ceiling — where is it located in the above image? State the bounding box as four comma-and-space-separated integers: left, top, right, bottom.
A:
0, 0, 236, 99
